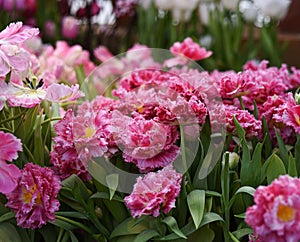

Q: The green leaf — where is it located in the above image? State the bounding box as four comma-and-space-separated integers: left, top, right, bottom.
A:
106, 174, 119, 200
0, 223, 22, 242
133, 229, 160, 242
234, 213, 246, 219
162, 216, 187, 239
188, 226, 215, 242
74, 65, 86, 87
103, 199, 128, 223
187, 190, 205, 229
62, 174, 90, 201
110, 217, 150, 239
266, 154, 286, 184
90, 192, 124, 202
275, 128, 289, 167
233, 186, 255, 197
55, 211, 88, 220
232, 228, 253, 239
69, 231, 79, 242
0, 212, 15, 223
288, 154, 298, 177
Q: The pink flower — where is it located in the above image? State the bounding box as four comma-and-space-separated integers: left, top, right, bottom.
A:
169, 37, 212, 63
124, 165, 182, 218
6, 163, 61, 229
45, 83, 84, 102
0, 22, 39, 77
0, 162, 21, 194
0, 131, 22, 162
225, 105, 262, 138
94, 46, 114, 62
110, 111, 179, 172
62, 16, 79, 39
246, 175, 300, 242
282, 94, 300, 134
0, 131, 22, 194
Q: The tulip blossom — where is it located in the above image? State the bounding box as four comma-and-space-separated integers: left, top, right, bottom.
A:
6, 163, 61, 229
246, 175, 300, 242
124, 165, 182, 218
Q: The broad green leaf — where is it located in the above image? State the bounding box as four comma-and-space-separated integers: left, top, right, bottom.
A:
229, 232, 240, 242
74, 65, 86, 87
188, 226, 215, 242
106, 174, 119, 200
0, 222, 22, 242
110, 217, 150, 239
187, 190, 205, 229
162, 216, 187, 239
229, 186, 255, 209
49, 218, 77, 231
62, 174, 90, 201
133, 229, 160, 242
266, 154, 286, 184
205, 190, 221, 197
103, 199, 128, 223
69, 231, 79, 242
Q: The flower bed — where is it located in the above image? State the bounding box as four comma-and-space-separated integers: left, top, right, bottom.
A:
1, 21, 300, 242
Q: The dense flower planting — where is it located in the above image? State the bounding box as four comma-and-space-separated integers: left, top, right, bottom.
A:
1, 20, 300, 242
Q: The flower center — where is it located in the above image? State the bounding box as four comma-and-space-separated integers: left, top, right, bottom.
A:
277, 204, 295, 222
84, 127, 96, 138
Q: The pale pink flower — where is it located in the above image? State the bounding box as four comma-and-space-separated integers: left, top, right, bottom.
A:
94, 46, 114, 62
165, 37, 212, 67
62, 16, 79, 39
45, 83, 84, 103
124, 165, 182, 218
225, 105, 262, 138
246, 175, 300, 242
6, 163, 61, 229
0, 22, 39, 77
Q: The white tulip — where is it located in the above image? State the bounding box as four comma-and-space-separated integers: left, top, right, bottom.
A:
154, 0, 174, 10
139, 0, 152, 9
239, 0, 259, 23
221, 0, 239, 10
254, 0, 291, 20
198, 2, 217, 26
173, 0, 199, 11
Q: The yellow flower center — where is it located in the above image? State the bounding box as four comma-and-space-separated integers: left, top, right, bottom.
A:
84, 127, 96, 138
22, 184, 39, 204
277, 204, 295, 222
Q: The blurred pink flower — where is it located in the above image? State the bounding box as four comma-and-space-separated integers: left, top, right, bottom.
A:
0, 162, 21, 194
282, 94, 300, 134
0, 131, 22, 194
165, 37, 212, 67
6, 163, 61, 229
124, 165, 182, 218
62, 16, 79, 39
45, 83, 84, 103
94, 46, 114, 62
2, 0, 25, 11
44, 21, 55, 38
246, 175, 300, 242
0, 22, 38, 77
0, 131, 22, 162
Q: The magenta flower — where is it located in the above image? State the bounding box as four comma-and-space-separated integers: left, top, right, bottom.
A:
62, 16, 79, 39
45, 83, 84, 103
171, 37, 212, 60
246, 175, 300, 242
225, 105, 261, 138
6, 163, 61, 229
94, 46, 114, 62
282, 95, 300, 134
0, 162, 21, 194
0, 22, 38, 77
124, 165, 182, 218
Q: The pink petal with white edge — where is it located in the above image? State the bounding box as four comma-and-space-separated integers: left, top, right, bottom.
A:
7, 83, 46, 108
45, 83, 84, 103
0, 161, 21, 194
